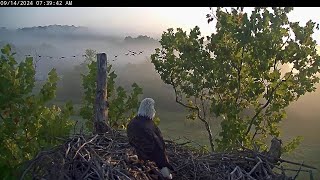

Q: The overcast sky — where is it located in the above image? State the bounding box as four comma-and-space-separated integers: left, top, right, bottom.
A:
0, 7, 319, 43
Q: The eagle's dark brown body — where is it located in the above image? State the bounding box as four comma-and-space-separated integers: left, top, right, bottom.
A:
127, 115, 173, 170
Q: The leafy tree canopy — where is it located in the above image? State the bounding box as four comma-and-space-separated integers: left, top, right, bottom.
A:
151, 7, 320, 152
0, 44, 74, 179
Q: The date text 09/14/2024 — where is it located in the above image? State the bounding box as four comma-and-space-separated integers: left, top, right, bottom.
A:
0, 0, 72, 6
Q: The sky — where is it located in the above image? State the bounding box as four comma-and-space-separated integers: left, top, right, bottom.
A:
0, 7, 320, 43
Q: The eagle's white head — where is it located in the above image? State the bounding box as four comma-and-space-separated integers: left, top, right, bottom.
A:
138, 98, 156, 119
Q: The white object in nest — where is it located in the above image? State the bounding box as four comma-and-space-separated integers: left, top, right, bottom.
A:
160, 167, 173, 179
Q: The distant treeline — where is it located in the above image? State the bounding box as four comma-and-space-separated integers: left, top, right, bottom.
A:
124, 35, 158, 43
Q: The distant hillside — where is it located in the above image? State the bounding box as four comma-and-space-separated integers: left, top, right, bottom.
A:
17, 25, 89, 33
15, 25, 90, 38
0, 25, 122, 42
30, 25, 107, 40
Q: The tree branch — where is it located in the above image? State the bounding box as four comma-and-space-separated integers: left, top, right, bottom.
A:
251, 128, 260, 142
199, 88, 207, 120
273, 57, 277, 71
279, 32, 291, 51
210, 81, 223, 102
201, 98, 207, 120
245, 71, 293, 136
201, 81, 209, 119
170, 74, 204, 122
235, 46, 244, 105
245, 97, 272, 136
170, 74, 215, 151
0, 113, 5, 121
273, 32, 291, 71
278, 158, 318, 170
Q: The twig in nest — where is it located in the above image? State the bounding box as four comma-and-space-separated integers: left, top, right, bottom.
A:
293, 161, 304, 180
248, 157, 262, 175
73, 134, 98, 159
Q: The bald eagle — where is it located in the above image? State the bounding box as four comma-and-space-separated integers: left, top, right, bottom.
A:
127, 98, 174, 179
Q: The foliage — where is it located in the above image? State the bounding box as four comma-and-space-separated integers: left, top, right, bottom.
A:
151, 7, 320, 152
80, 49, 144, 131
0, 44, 74, 179
282, 136, 304, 154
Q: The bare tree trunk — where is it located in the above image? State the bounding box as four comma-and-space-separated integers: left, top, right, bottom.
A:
94, 53, 111, 134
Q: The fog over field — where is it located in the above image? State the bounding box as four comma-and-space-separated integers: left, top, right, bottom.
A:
1, 7, 320, 179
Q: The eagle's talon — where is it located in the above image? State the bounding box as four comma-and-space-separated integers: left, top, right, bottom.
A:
128, 155, 139, 162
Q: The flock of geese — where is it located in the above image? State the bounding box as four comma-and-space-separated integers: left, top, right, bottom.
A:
21, 49, 145, 62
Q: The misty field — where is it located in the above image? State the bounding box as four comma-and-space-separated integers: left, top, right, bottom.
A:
2, 21, 320, 179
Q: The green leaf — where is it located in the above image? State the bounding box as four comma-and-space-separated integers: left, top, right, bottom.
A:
281, 136, 303, 154
1, 44, 11, 55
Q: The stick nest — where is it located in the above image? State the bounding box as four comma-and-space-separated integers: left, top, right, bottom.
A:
20, 131, 311, 180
